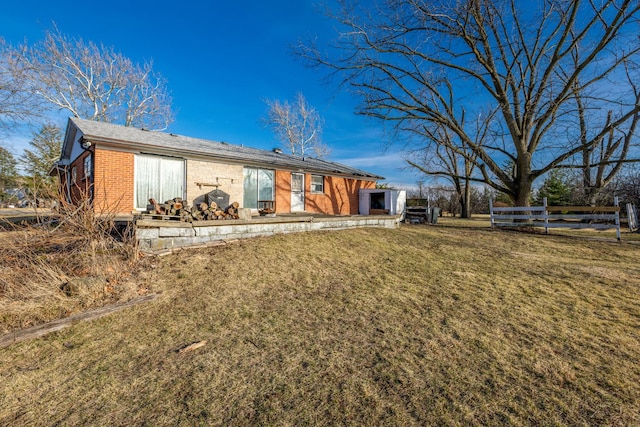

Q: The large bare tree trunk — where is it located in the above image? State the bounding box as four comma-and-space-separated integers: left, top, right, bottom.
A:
513, 179, 533, 207
461, 182, 472, 219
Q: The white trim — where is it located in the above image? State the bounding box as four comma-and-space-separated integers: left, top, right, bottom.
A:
291, 172, 305, 212
310, 174, 324, 194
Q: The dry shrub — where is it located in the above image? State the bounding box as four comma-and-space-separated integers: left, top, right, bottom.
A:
0, 195, 141, 334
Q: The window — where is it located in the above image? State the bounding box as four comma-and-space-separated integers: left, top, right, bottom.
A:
71, 166, 77, 184
83, 154, 92, 180
243, 167, 274, 209
134, 155, 185, 209
311, 175, 324, 194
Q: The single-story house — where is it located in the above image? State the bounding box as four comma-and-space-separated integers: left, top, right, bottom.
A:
53, 117, 384, 216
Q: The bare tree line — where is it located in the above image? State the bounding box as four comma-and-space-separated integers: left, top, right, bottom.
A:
300, 0, 640, 215
405, 167, 640, 218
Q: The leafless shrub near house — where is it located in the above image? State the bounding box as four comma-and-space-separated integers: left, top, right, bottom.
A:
0, 191, 144, 334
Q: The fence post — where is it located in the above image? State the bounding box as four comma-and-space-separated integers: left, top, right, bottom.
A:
614, 197, 621, 241
543, 197, 549, 234
489, 199, 494, 229
627, 203, 638, 232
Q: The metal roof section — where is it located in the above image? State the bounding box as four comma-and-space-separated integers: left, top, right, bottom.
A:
66, 117, 384, 180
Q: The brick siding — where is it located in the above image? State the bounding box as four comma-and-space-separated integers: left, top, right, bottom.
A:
274, 170, 375, 215
305, 175, 375, 215
66, 150, 93, 206
93, 148, 135, 214
275, 170, 292, 212
63, 147, 377, 216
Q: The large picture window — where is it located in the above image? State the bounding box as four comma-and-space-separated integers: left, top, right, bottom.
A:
134, 155, 185, 209
243, 167, 274, 209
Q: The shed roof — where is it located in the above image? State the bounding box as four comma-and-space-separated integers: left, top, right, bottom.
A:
63, 117, 384, 180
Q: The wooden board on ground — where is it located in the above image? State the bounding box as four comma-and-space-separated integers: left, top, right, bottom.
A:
0, 293, 158, 348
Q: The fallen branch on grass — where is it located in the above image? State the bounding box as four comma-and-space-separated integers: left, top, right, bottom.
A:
178, 340, 207, 354
0, 293, 158, 348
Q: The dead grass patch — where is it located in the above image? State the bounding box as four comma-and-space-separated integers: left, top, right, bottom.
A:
436, 214, 640, 243
0, 224, 639, 425
0, 200, 144, 334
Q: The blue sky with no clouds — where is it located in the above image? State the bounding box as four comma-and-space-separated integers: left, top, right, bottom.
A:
0, 1, 420, 188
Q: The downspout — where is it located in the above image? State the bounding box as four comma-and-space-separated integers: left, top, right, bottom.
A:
64, 165, 71, 203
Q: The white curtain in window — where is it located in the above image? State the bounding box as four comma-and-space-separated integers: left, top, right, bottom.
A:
135, 155, 184, 209
243, 168, 258, 209
135, 155, 159, 208
258, 169, 274, 201
161, 158, 184, 202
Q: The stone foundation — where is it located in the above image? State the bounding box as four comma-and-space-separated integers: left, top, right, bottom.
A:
136, 215, 402, 252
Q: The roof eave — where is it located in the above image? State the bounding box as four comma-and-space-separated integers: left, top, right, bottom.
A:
85, 136, 382, 181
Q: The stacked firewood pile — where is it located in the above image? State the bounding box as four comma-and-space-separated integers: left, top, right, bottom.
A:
148, 198, 241, 222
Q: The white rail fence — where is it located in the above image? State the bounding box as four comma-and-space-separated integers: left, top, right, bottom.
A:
627, 203, 638, 232
489, 197, 621, 241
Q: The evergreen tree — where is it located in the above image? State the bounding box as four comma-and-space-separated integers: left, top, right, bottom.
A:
536, 170, 573, 206
21, 124, 62, 197
0, 146, 18, 203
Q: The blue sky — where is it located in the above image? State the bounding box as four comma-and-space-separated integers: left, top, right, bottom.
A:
1, 0, 420, 188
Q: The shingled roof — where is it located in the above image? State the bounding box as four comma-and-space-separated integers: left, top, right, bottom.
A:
63, 117, 383, 180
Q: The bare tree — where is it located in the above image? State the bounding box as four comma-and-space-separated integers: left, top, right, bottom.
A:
0, 38, 40, 135
264, 92, 329, 158
613, 165, 640, 207
20, 27, 174, 130
570, 61, 640, 205
301, 0, 640, 206
407, 135, 477, 218
406, 108, 497, 217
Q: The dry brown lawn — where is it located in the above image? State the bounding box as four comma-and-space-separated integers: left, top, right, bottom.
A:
1, 222, 639, 425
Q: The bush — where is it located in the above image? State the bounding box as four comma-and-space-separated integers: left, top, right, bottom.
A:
0, 195, 143, 333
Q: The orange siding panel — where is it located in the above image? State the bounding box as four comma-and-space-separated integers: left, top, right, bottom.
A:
275, 170, 291, 213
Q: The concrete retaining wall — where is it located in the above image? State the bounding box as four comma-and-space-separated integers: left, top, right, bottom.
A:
136, 215, 402, 252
